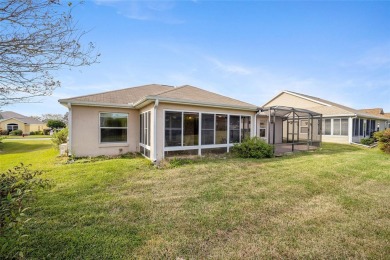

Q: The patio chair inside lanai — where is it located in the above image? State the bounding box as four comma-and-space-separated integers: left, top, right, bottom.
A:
258, 106, 323, 156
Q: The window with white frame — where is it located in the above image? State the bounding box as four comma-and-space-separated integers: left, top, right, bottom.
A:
201, 113, 214, 145
333, 118, 348, 136
322, 119, 331, 135
215, 114, 228, 144
259, 118, 267, 138
164, 111, 251, 148
165, 112, 182, 147
100, 113, 128, 143
139, 111, 151, 157
7, 123, 18, 132
300, 120, 309, 134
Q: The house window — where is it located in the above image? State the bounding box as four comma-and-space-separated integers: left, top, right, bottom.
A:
353, 118, 359, 136
332, 118, 348, 136
259, 119, 267, 138
183, 112, 199, 146
100, 113, 127, 143
229, 115, 240, 143
201, 113, 214, 145
215, 114, 227, 144
300, 120, 309, 134
7, 123, 18, 132
164, 111, 252, 149
241, 116, 251, 141
139, 111, 151, 157
341, 119, 348, 135
323, 119, 331, 135
333, 119, 341, 135
165, 112, 182, 147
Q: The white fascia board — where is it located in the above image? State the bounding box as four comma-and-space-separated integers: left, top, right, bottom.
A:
58, 100, 135, 109
136, 96, 259, 111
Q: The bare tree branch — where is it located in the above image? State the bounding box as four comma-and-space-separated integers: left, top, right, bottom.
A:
0, 0, 99, 106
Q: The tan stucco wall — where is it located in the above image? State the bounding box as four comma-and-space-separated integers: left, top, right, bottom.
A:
155, 103, 257, 161
0, 119, 46, 134
0, 119, 26, 133
322, 135, 349, 144
265, 92, 323, 109
70, 105, 139, 157
28, 124, 47, 132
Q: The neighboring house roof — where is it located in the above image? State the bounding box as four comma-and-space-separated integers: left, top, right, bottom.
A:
0, 111, 45, 125
59, 84, 258, 111
358, 108, 384, 115
264, 90, 389, 120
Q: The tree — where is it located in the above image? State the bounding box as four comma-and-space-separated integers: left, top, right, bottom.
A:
32, 113, 67, 123
0, 0, 99, 106
47, 119, 66, 129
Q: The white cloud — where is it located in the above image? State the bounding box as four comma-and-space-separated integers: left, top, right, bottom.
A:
93, 0, 184, 24
205, 56, 254, 75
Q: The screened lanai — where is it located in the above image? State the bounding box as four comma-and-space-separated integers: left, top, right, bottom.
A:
258, 106, 322, 155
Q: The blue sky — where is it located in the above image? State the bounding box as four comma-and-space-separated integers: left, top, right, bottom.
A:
5, 0, 390, 116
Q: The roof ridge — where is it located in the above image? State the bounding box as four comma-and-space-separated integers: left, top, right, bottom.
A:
63, 84, 174, 101
173, 85, 257, 107
153, 85, 186, 96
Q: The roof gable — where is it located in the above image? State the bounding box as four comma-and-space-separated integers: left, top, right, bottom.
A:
154, 85, 257, 108
264, 91, 389, 120
0, 111, 44, 124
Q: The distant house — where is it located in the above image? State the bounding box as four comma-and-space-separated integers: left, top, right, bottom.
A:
359, 108, 390, 120
264, 91, 389, 144
59, 84, 262, 161
0, 111, 47, 134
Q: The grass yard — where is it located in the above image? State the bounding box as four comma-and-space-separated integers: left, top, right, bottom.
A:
1, 139, 389, 258
1, 134, 51, 139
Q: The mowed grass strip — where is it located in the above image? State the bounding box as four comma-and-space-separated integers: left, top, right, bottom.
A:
0, 140, 389, 259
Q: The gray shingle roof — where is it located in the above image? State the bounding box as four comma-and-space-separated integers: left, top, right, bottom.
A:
59, 84, 174, 105
0, 111, 44, 124
59, 84, 258, 110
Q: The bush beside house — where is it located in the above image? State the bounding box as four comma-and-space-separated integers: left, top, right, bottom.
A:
231, 137, 274, 159
374, 129, 390, 154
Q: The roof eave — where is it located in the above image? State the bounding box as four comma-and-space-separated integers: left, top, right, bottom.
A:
58, 99, 135, 109
137, 96, 258, 111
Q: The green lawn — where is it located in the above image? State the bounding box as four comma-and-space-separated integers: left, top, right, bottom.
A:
1, 140, 389, 258
1, 134, 51, 139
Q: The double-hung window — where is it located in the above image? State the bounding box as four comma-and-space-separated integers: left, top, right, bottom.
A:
100, 113, 128, 143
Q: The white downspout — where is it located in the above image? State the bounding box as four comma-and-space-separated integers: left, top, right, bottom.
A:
67, 103, 72, 156
153, 99, 159, 162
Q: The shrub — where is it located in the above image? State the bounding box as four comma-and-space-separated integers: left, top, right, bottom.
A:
47, 119, 66, 129
374, 129, 390, 154
231, 137, 273, 159
9, 129, 23, 136
0, 130, 9, 135
52, 127, 68, 148
29, 131, 35, 135
0, 164, 50, 257
360, 137, 375, 146
43, 129, 51, 135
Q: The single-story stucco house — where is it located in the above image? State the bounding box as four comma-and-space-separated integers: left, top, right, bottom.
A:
59, 84, 264, 161
264, 90, 389, 144
0, 111, 47, 134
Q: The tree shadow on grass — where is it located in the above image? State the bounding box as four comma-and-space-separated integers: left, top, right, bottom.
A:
0, 141, 52, 154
